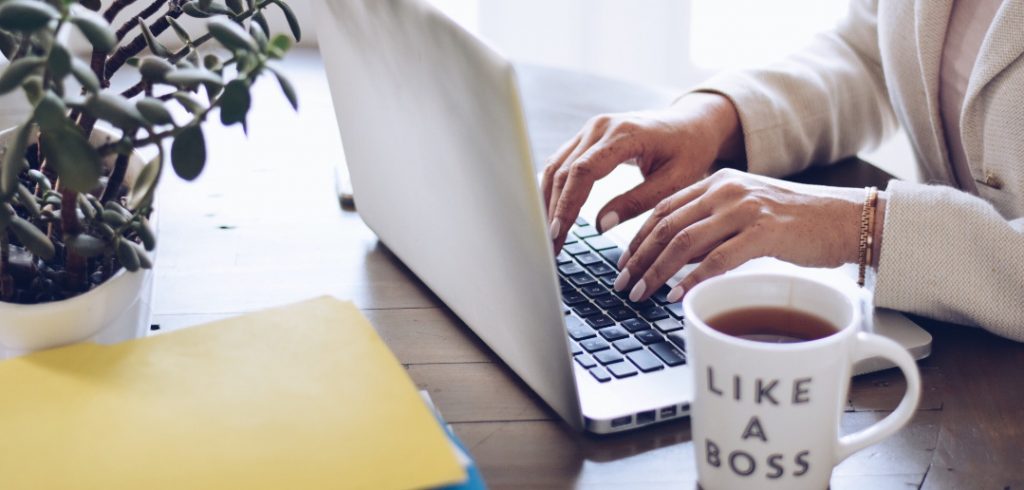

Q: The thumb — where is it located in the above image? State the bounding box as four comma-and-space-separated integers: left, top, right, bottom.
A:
596, 178, 675, 233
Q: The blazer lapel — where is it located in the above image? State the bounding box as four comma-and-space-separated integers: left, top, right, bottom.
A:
913, 0, 954, 172
961, 0, 1024, 169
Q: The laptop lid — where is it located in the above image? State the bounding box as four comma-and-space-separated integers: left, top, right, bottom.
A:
313, 0, 584, 429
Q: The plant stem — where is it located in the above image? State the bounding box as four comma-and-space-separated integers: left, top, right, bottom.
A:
105, 10, 184, 80
118, 2, 270, 99
101, 152, 131, 203
103, 0, 141, 23
114, 0, 168, 40
13, 32, 31, 59
60, 190, 89, 291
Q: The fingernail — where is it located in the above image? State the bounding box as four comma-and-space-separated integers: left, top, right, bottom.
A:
629, 279, 647, 302
599, 211, 619, 233
549, 218, 561, 241
613, 269, 631, 291
617, 249, 631, 269
666, 285, 684, 303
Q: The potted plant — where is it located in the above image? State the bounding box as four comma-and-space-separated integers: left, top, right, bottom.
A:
0, 0, 300, 357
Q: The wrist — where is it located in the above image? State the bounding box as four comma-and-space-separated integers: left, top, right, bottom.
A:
673, 92, 746, 165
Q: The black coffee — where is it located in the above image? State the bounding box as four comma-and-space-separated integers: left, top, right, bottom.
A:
706, 306, 838, 344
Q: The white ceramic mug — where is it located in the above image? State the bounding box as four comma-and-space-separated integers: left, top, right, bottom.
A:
683, 273, 921, 490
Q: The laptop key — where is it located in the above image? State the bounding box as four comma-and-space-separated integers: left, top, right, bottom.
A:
594, 350, 624, 365
653, 318, 684, 333
613, 337, 643, 353
570, 341, 584, 356
598, 248, 623, 269
558, 263, 585, 275
594, 295, 623, 310
575, 217, 589, 226
668, 332, 686, 351
607, 362, 638, 379
563, 233, 578, 245
599, 326, 630, 342
640, 306, 670, 322
599, 274, 617, 288
607, 307, 637, 322
649, 341, 687, 366
589, 366, 612, 382
572, 224, 599, 238
567, 323, 596, 341
576, 354, 597, 369
568, 272, 597, 287
562, 290, 587, 306
581, 284, 607, 298
627, 350, 664, 372
621, 318, 651, 333
652, 286, 673, 305
556, 251, 574, 265
665, 302, 684, 319
627, 299, 657, 311
587, 262, 615, 276
586, 314, 615, 329
580, 338, 610, 353
584, 235, 617, 251
564, 242, 590, 255
635, 329, 665, 345
573, 302, 600, 317
576, 252, 603, 266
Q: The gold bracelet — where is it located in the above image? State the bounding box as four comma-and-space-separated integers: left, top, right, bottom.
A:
857, 187, 879, 287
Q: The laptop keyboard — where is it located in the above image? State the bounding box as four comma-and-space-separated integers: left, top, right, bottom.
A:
559, 217, 687, 383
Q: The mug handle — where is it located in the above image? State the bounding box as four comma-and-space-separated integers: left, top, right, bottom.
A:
834, 332, 922, 462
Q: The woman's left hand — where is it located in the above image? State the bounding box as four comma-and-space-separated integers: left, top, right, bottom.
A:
614, 168, 876, 303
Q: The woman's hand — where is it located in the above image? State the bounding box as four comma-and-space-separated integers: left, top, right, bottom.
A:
541, 93, 744, 251
614, 169, 877, 303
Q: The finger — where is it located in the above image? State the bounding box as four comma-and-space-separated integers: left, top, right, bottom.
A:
550, 137, 640, 249
542, 133, 582, 210
594, 176, 675, 234
614, 194, 714, 294
630, 217, 739, 302
619, 179, 712, 269
675, 232, 763, 298
548, 131, 600, 227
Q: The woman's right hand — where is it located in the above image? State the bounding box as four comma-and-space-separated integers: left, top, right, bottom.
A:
541, 92, 745, 252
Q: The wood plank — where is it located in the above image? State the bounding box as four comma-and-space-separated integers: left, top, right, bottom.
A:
408, 363, 554, 423
363, 308, 494, 365
849, 364, 945, 412
834, 410, 941, 477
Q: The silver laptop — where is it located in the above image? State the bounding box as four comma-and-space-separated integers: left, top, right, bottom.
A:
313, 0, 931, 434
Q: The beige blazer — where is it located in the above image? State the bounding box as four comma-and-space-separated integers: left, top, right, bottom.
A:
697, 0, 1024, 340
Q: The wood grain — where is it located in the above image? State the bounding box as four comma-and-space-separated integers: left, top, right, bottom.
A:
151, 50, 1024, 489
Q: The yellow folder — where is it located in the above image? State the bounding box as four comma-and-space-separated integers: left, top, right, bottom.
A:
0, 297, 465, 490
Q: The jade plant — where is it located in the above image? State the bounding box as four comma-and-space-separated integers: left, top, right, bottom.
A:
0, 0, 299, 304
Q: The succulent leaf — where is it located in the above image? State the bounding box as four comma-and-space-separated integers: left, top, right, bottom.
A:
70, 9, 117, 52
219, 78, 250, 125
0, 0, 59, 32
10, 217, 54, 260
208, 17, 258, 52
0, 56, 45, 95
0, 123, 31, 201
40, 125, 103, 193
171, 125, 206, 181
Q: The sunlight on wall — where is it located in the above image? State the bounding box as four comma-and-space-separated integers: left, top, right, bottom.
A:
690, 0, 847, 70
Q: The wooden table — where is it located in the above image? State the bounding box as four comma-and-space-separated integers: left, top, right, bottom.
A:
153, 50, 1024, 489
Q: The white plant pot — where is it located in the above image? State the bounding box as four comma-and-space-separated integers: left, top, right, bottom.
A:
0, 126, 157, 359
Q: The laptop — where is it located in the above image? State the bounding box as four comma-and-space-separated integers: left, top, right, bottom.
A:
313, 0, 932, 434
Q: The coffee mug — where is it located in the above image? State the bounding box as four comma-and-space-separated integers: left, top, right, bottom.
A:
683, 272, 921, 490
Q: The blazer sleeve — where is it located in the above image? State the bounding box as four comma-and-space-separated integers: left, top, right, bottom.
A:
692, 0, 898, 177
875, 181, 1024, 341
